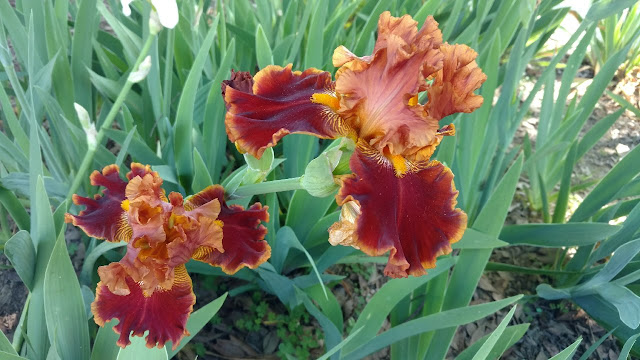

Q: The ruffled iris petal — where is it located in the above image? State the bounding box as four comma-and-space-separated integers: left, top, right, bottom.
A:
64, 165, 129, 242
425, 44, 487, 121
332, 13, 444, 159
223, 64, 341, 158
91, 265, 195, 350
187, 186, 271, 274
330, 148, 467, 278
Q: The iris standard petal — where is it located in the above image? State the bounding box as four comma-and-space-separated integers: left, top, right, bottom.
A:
332, 13, 444, 159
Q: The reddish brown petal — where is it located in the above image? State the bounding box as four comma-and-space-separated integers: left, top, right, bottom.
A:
331, 148, 467, 278
221, 70, 254, 109
223, 64, 342, 158
126, 163, 158, 181
92, 265, 195, 350
188, 186, 271, 274
425, 44, 487, 120
65, 165, 131, 242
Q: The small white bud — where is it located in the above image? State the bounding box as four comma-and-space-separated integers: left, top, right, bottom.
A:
128, 55, 152, 83
74, 103, 98, 151
149, 10, 163, 35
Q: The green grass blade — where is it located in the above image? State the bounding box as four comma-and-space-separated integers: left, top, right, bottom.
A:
607, 89, 640, 118
80, 241, 126, 285
44, 232, 90, 360
571, 144, 640, 222
428, 156, 523, 359
191, 148, 214, 192
114, 127, 137, 168
577, 327, 616, 360
0, 0, 28, 63
317, 327, 363, 360
471, 306, 518, 360
255, 24, 273, 69
343, 295, 523, 360
452, 228, 508, 249
27, 177, 56, 360
203, 38, 235, 181
304, 0, 327, 69
306, 284, 343, 332
70, 0, 97, 112
116, 337, 167, 360
456, 324, 530, 360
166, 293, 228, 357
0, 185, 30, 231
90, 321, 119, 360
548, 338, 582, 360
341, 258, 456, 356
552, 142, 577, 223
353, 0, 387, 55
0, 324, 17, 354
619, 333, 640, 359
174, 15, 219, 191
4, 230, 35, 291
576, 109, 624, 159
500, 223, 620, 247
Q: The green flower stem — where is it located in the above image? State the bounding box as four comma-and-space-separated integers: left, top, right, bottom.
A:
233, 177, 304, 197
66, 33, 157, 205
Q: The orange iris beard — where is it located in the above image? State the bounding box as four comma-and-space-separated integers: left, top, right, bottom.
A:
65, 163, 270, 349
223, 12, 486, 278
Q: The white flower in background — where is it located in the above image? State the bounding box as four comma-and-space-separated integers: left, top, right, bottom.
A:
150, 0, 179, 29
120, 0, 178, 29
121, 0, 134, 16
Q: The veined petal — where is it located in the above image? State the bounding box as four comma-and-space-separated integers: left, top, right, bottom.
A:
65, 165, 131, 242
425, 44, 487, 121
223, 64, 343, 159
188, 186, 271, 274
92, 265, 194, 349
330, 148, 467, 278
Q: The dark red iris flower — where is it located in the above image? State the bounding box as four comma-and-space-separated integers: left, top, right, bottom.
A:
222, 12, 486, 278
66, 163, 270, 348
